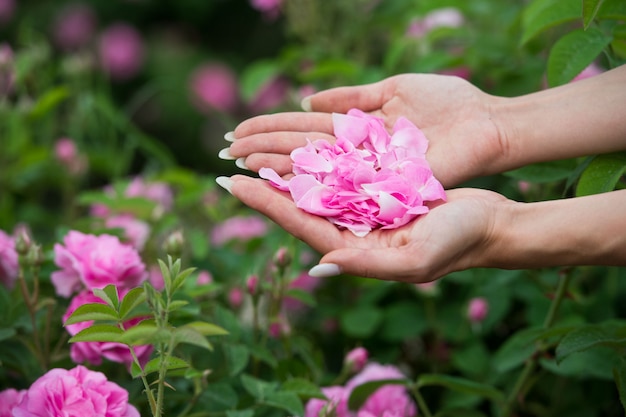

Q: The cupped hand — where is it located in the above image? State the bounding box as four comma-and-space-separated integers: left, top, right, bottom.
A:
227, 73, 507, 188
221, 174, 511, 283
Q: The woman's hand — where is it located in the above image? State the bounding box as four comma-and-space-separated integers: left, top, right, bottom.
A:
218, 175, 510, 283
226, 73, 507, 188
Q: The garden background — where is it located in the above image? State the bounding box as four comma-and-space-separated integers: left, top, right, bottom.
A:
1, 0, 626, 416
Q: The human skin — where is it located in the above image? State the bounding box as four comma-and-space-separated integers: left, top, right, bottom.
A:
217, 65, 626, 280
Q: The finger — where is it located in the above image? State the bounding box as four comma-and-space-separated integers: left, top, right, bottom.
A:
234, 113, 334, 138
228, 175, 345, 254
306, 79, 388, 114
228, 131, 336, 158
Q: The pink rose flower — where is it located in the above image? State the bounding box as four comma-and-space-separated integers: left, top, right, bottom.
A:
0, 0, 15, 26
12, 365, 139, 417
260, 108, 446, 236
54, 138, 88, 175
407, 7, 464, 38
305, 386, 349, 417
0, 229, 18, 289
51, 230, 146, 297
467, 297, 489, 323
0, 388, 26, 417
98, 23, 144, 81
572, 62, 604, 82
196, 270, 213, 285
125, 177, 174, 213
250, 0, 282, 20
105, 214, 150, 250
344, 347, 368, 373
210, 215, 268, 246
189, 63, 239, 113
63, 290, 152, 368
52, 4, 97, 51
228, 287, 244, 309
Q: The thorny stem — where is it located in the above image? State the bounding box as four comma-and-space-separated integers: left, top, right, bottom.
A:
500, 271, 573, 417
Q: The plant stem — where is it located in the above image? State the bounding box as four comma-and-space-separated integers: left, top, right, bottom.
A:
410, 386, 433, 417
500, 271, 572, 417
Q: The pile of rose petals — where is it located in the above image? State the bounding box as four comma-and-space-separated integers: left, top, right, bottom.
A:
259, 109, 446, 237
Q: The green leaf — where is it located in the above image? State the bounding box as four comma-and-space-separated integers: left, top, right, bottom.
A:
264, 391, 304, 417
547, 28, 613, 87
185, 321, 229, 337
240, 60, 281, 101
119, 287, 147, 320
380, 301, 427, 342
240, 374, 278, 400
117, 323, 170, 346
613, 359, 626, 414
173, 327, 213, 351
172, 267, 196, 293
583, 0, 605, 29
599, 0, 626, 20
504, 159, 578, 183
226, 344, 250, 377
340, 306, 382, 338
168, 300, 190, 311
130, 356, 189, 378
521, 0, 581, 45
416, 374, 505, 403
69, 324, 123, 343
28, 86, 70, 119
284, 288, 317, 308
92, 285, 120, 310
556, 322, 626, 364
575, 152, 626, 196
64, 303, 119, 325
158, 259, 173, 294
0, 328, 16, 341
281, 378, 327, 400
348, 379, 410, 411
226, 410, 254, 417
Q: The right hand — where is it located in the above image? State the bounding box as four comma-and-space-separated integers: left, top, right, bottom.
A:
229, 73, 508, 188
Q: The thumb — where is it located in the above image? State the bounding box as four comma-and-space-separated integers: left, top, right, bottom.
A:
309, 247, 425, 283
302, 80, 388, 114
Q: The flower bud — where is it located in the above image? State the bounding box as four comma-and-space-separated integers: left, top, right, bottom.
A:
344, 347, 368, 373
25, 244, 44, 268
163, 230, 184, 258
467, 297, 489, 323
246, 274, 259, 296
273, 246, 291, 269
14, 229, 32, 256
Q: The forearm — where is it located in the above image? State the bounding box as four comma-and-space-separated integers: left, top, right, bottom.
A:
492, 65, 626, 172
484, 189, 626, 269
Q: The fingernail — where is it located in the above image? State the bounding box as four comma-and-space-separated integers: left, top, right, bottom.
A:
301, 96, 312, 112
218, 147, 236, 160
308, 263, 342, 278
215, 176, 233, 194
235, 157, 248, 170
224, 131, 236, 142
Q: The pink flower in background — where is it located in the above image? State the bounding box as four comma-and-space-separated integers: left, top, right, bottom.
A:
52, 3, 97, 51
0, 230, 18, 289
0, 0, 15, 25
344, 347, 368, 373
467, 297, 489, 323
126, 177, 174, 213
12, 365, 139, 417
211, 215, 268, 246
248, 75, 290, 113
51, 230, 146, 297
260, 108, 446, 236
246, 274, 259, 295
250, 0, 282, 20
105, 214, 150, 250
407, 7, 464, 38
283, 272, 321, 312
54, 138, 88, 175
189, 63, 239, 113
228, 286, 244, 309
196, 269, 213, 285
98, 22, 144, 81
63, 290, 152, 368
147, 264, 164, 290
268, 315, 291, 338
572, 62, 604, 82
305, 386, 349, 417
0, 43, 14, 97
0, 388, 26, 417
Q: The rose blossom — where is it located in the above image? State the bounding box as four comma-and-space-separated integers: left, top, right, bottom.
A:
344, 347, 368, 373
189, 63, 239, 113
304, 386, 349, 417
260, 108, 446, 236
12, 365, 139, 417
63, 290, 152, 368
572, 62, 604, 82
407, 7, 464, 38
98, 22, 144, 81
105, 214, 150, 250
467, 297, 489, 323
0, 229, 18, 289
0, 388, 26, 417
210, 215, 268, 246
51, 230, 146, 297
52, 3, 97, 51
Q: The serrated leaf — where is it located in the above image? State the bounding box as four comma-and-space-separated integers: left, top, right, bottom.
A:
119, 287, 147, 320
241, 374, 278, 400
556, 322, 626, 364
575, 152, 626, 196
185, 321, 229, 336
547, 28, 613, 87
416, 374, 505, 403
348, 379, 410, 411
521, 0, 581, 45
281, 378, 327, 400
584, 0, 605, 29
92, 285, 120, 310
131, 356, 189, 378
264, 391, 304, 417
118, 323, 170, 346
173, 327, 213, 351
64, 303, 119, 325
69, 324, 123, 343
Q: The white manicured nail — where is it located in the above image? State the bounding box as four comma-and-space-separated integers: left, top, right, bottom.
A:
215, 176, 233, 194
224, 131, 236, 142
308, 263, 342, 278
301, 96, 312, 112
235, 157, 248, 170
218, 147, 236, 160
